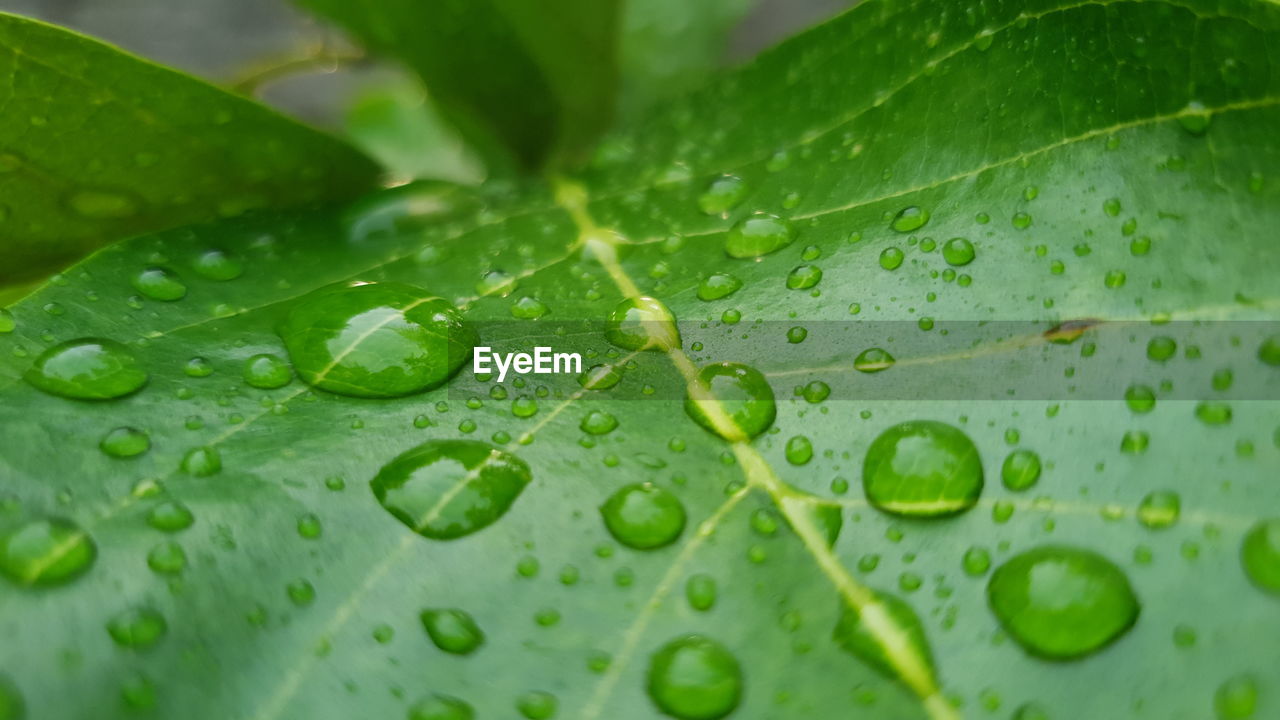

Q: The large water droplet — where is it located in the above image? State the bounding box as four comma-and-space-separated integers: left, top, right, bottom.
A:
646, 635, 742, 720
24, 339, 147, 400
131, 268, 187, 301
420, 608, 485, 654
987, 545, 1139, 660
278, 282, 476, 398
854, 347, 894, 373
605, 296, 680, 352
725, 212, 795, 258
600, 483, 686, 550
0, 517, 96, 586
684, 362, 776, 441
942, 237, 975, 266
1241, 519, 1280, 595
890, 206, 929, 233
371, 440, 531, 540
862, 421, 983, 517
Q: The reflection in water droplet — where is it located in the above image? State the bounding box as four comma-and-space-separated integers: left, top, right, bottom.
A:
278, 282, 476, 398
0, 517, 96, 586
24, 339, 148, 400
600, 483, 686, 550
988, 545, 1139, 659
605, 296, 680, 352
684, 362, 776, 441
724, 212, 795, 258
647, 635, 742, 720
420, 608, 484, 654
863, 421, 983, 517
371, 440, 531, 540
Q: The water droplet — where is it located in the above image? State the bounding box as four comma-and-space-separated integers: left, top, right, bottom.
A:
1195, 401, 1232, 426
854, 347, 894, 373
131, 267, 187, 301
580, 411, 618, 435
278, 283, 476, 398
1214, 674, 1258, 719
408, 694, 474, 720
686, 573, 717, 611
100, 427, 150, 458
724, 212, 795, 258
878, 247, 904, 270
647, 635, 742, 720
24, 339, 148, 400
192, 249, 243, 281
1259, 335, 1280, 366
371, 440, 531, 540
1001, 449, 1041, 491
786, 265, 822, 290
516, 691, 557, 719
579, 364, 623, 390
183, 356, 213, 378
510, 296, 549, 319
1147, 336, 1177, 362
987, 546, 1139, 659
147, 541, 187, 574
243, 353, 292, 389
834, 590, 935, 682
68, 189, 139, 219
600, 483, 686, 550
697, 273, 743, 301
1241, 519, 1280, 595
181, 446, 221, 477
420, 608, 484, 654
862, 421, 983, 517
605, 296, 681, 352
286, 578, 315, 606
0, 517, 96, 586
1124, 384, 1156, 413
785, 435, 813, 465
0, 674, 24, 720
0, 309, 14, 334
1120, 430, 1149, 454
684, 362, 776, 441
106, 606, 167, 649
147, 501, 194, 532
890, 206, 929, 233
1136, 491, 1180, 529
1178, 100, 1211, 135
963, 546, 992, 576
697, 175, 749, 216
942, 237, 975, 266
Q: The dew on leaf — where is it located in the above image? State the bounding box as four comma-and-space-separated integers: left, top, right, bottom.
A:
371, 440, 532, 540
183, 356, 213, 377
510, 296, 548, 319
580, 411, 619, 435
1124, 384, 1156, 413
0, 517, 96, 586
606, 296, 681, 352
1001, 449, 1041, 491
286, 578, 315, 606
684, 362, 776, 441
941, 237, 975, 266
420, 608, 484, 654
516, 691, 557, 720
785, 435, 813, 465
833, 590, 935, 681
854, 347, 894, 373
1241, 519, 1280, 595
697, 273, 743, 301
697, 175, 749, 216
963, 546, 992, 576
1137, 491, 1180, 529
1195, 401, 1232, 426
579, 364, 622, 390
106, 606, 167, 649
408, 694, 474, 720
600, 483, 686, 550
890, 206, 929, 233
1178, 100, 1212, 135
1259, 335, 1280, 366
131, 267, 187, 301
0, 309, 14, 334
646, 635, 742, 720
181, 446, 221, 477
724, 212, 795, 258
243, 353, 292, 389
100, 427, 150, 458
1147, 336, 1177, 362
862, 421, 983, 517
191, 249, 243, 281
987, 546, 1139, 660
686, 573, 717, 611
1120, 430, 1149, 454
24, 339, 147, 400
146, 541, 187, 575
786, 265, 822, 290
146, 501, 194, 532
1214, 674, 1258, 719
878, 247, 904, 270
278, 282, 476, 398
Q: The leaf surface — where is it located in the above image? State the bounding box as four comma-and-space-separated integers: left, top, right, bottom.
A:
2, 1, 1280, 719
0, 12, 381, 285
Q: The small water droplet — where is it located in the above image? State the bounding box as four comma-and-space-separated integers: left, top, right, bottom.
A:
146, 501, 194, 532
785, 265, 822, 289
420, 608, 484, 654
600, 483, 686, 550
181, 447, 221, 477
697, 273, 743, 301
580, 411, 618, 435
725, 213, 796, 258
942, 237, 975, 266
106, 606, 167, 649
1001, 449, 1041, 491
686, 573, 717, 611
890, 206, 929, 233
1241, 519, 1280, 595
100, 427, 150, 458
878, 247, 904, 270
510, 296, 549, 319
243, 353, 292, 389
131, 267, 187, 301
854, 347, 894, 373
647, 635, 742, 720
408, 694, 473, 720
192, 249, 243, 281
697, 175, 749, 216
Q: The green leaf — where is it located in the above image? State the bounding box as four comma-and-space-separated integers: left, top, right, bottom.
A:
3, 1, 1280, 719
0, 12, 381, 286
299, 0, 620, 171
